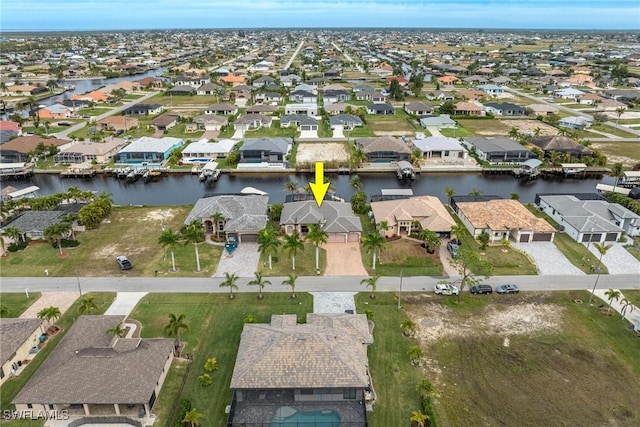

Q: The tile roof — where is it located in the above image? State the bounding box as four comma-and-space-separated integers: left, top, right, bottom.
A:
230, 314, 372, 389
356, 136, 412, 154
280, 201, 362, 233
184, 194, 269, 233
456, 199, 556, 232
0, 318, 43, 366
118, 136, 183, 153
1, 136, 70, 153
13, 315, 174, 405
529, 136, 593, 155
370, 196, 456, 233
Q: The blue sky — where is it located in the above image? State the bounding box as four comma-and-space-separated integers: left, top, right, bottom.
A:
1, 0, 638, 31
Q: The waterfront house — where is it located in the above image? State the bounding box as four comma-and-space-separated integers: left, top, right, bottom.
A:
370, 195, 455, 237
411, 137, 466, 160
184, 194, 268, 242
280, 200, 362, 243
464, 137, 535, 163
529, 135, 593, 158
355, 136, 411, 162
454, 199, 556, 243
238, 137, 292, 168
181, 138, 236, 161
38, 104, 73, 120
114, 136, 183, 166
1, 210, 65, 241
0, 318, 44, 386
227, 313, 372, 426
536, 194, 640, 242
0, 136, 71, 163
0, 121, 21, 143
12, 315, 174, 420
54, 140, 124, 164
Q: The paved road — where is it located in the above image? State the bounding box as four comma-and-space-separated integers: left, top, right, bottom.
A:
1, 274, 638, 294
284, 40, 305, 71
332, 42, 363, 73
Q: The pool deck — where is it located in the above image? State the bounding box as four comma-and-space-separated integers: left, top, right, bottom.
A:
228, 389, 367, 426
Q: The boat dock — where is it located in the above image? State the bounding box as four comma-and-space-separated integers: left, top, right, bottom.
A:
0, 163, 35, 180
60, 162, 97, 178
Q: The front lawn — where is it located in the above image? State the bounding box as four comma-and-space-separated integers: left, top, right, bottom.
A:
243, 126, 298, 139
258, 241, 327, 277
0, 293, 42, 318
77, 108, 113, 116
165, 123, 205, 139
130, 293, 314, 427
440, 126, 475, 138
362, 238, 443, 277
456, 118, 510, 136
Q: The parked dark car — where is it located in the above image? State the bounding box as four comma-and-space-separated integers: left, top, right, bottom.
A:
115, 129, 125, 136
116, 255, 132, 270
446, 241, 459, 258
496, 284, 519, 294
470, 284, 493, 294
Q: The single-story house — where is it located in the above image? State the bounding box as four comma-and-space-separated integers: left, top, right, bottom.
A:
454, 199, 556, 243
0, 210, 66, 241
12, 315, 174, 419
366, 103, 394, 115
280, 114, 318, 131
329, 114, 363, 130
204, 103, 238, 116
437, 75, 460, 86
54, 140, 124, 164
323, 89, 350, 104
246, 105, 279, 115
356, 137, 412, 162
196, 83, 224, 96
38, 104, 73, 119
553, 88, 585, 99
576, 93, 604, 105
464, 137, 536, 163
97, 116, 139, 132
0, 136, 71, 163
254, 91, 282, 104
455, 102, 484, 116
420, 114, 457, 129
411, 137, 466, 159
234, 114, 273, 133
529, 135, 593, 158
536, 194, 640, 243
280, 200, 363, 243
324, 103, 353, 115
114, 136, 183, 166
426, 91, 455, 101
284, 103, 318, 117
193, 114, 228, 131
476, 84, 504, 95
227, 313, 372, 427
0, 318, 44, 386
166, 85, 196, 96
404, 102, 434, 116
252, 76, 276, 87
181, 138, 236, 161
457, 89, 488, 102
238, 137, 292, 167
529, 104, 559, 116
559, 116, 592, 130
135, 77, 164, 89
122, 104, 164, 116
150, 114, 180, 131
370, 195, 456, 237
289, 90, 317, 103
0, 120, 21, 144
355, 90, 387, 103
184, 194, 268, 242
483, 102, 527, 116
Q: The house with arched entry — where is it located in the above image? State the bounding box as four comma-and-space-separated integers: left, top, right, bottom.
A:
183, 194, 269, 242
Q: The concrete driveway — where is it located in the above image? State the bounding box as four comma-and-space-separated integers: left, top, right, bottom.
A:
213, 242, 260, 278
587, 243, 640, 275
323, 242, 368, 276
512, 242, 585, 276
299, 129, 318, 139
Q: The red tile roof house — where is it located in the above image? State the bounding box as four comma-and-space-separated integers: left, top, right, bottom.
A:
12, 315, 174, 421
0, 136, 71, 163
455, 102, 485, 116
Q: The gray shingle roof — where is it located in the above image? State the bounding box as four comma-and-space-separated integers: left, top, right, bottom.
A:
0, 318, 43, 366
280, 201, 362, 233
184, 194, 268, 233
1, 211, 64, 235
329, 114, 362, 127
13, 315, 174, 405
538, 195, 630, 233
465, 137, 533, 154
230, 314, 372, 389
280, 114, 318, 126
240, 137, 291, 155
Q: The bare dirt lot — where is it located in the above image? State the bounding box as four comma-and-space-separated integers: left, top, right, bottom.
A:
296, 142, 349, 165
403, 293, 640, 427
507, 119, 559, 136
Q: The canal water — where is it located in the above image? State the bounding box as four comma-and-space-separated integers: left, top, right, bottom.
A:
8, 172, 612, 207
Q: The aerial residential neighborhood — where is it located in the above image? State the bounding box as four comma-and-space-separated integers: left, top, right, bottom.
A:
1, 5, 640, 427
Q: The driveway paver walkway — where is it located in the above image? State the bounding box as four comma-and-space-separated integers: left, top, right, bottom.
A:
311, 292, 357, 313
512, 242, 584, 275
587, 243, 640, 275
20, 291, 80, 319
213, 242, 260, 277
323, 242, 367, 276
104, 292, 148, 317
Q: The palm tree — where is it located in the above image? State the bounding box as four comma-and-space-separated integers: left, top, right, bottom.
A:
181, 220, 205, 272
281, 274, 298, 298
351, 147, 367, 168
285, 180, 298, 194
305, 224, 328, 272
588, 243, 612, 305
407, 345, 423, 366
106, 322, 126, 338
0, 303, 8, 317
362, 232, 386, 271
400, 319, 416, 337
468, 188, 482, 199
549, 151, 562, 166
77, 297, 99, 315
257, 228, 280, 270
283, 232, 305, 270
410, 148, 423, 166
415, 379, 436, 400
508, 126, 520, 139
620, 297, 635, 319
419, 229, 441, 254
159, 228, 180, 272
248, 272, 271, 299
379, 220, 390, 235
183, 408, 203, 427
444, 187, 455, 206
604, 289, 621, 315
608, 162, 624, 193
360, 275, 380, 299
211, 211, 225, 240
349, 175, 362, 191
410, 410, 429, 427
37, 306, 61, 328
164, 313, 189, 347
220, 272, 239, 299
615, 107, 625, 125
44, 221, 72, 255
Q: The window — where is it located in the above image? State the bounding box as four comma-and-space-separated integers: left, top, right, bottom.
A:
27, 404, 33, 409
48, 405, 54, 410
300, 389, 314, 395
343, 389, 357, 399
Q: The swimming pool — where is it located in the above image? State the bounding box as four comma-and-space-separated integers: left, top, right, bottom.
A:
270, 407, 341, 426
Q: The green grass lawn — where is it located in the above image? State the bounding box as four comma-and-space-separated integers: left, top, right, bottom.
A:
623, 290, 640, 308
123, 94, 145, 100
165, 123, 205, 139
457, 118, 510, 136
0, 293, 42, 318
354, 293, 424, 427
258, 242, 326, 277
0, 292, 115, 419
592, 123, 638, 138
77, 108, 113, 116
362, 238, 443, 277
130, 293, 314, 427
440, 126, 475, 138
243, 126, 298, 139
591, 141, 640, 166
0, 206, 222, 277
366, 110, 416, 135
626, 246, 640, 262
146, 94, 220, 106
346, 125, 374, 138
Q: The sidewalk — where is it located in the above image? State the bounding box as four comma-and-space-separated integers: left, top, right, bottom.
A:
592, 289, 639, 324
